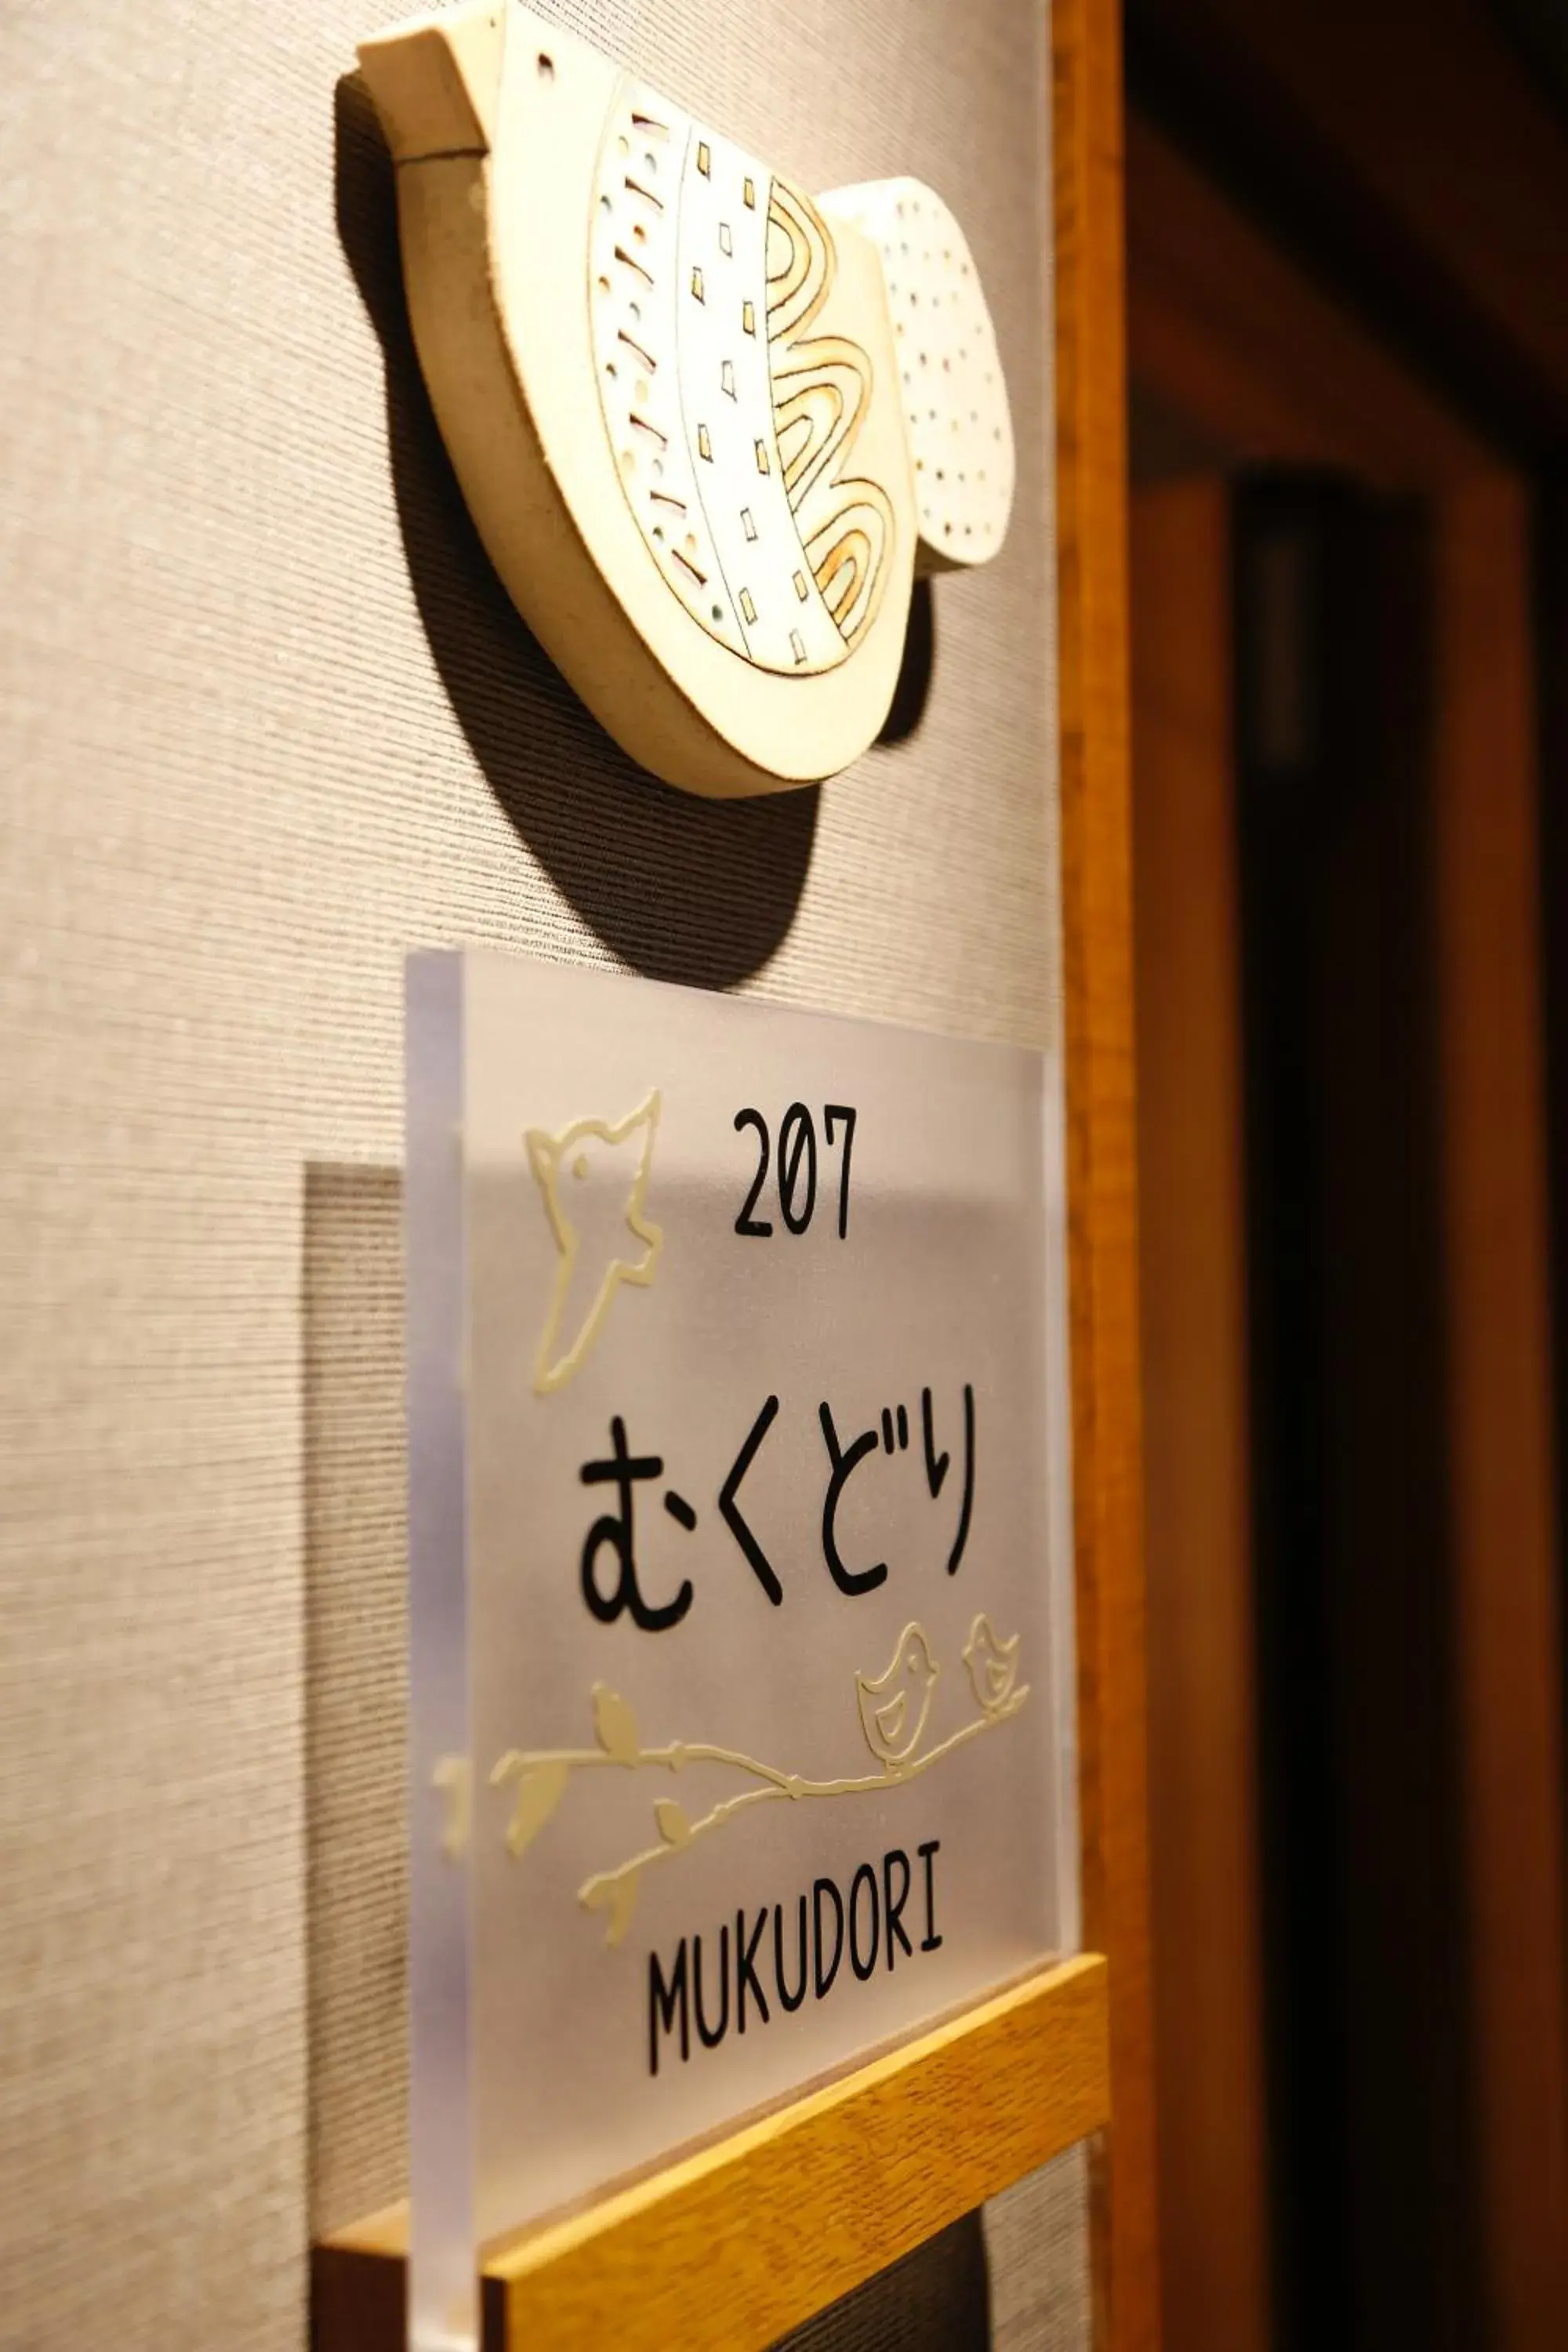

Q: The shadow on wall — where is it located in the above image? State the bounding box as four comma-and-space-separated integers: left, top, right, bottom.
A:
305, 1161, 408, 2235
335, 74, 937, 987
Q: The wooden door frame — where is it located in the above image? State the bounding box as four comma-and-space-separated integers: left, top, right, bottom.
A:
1129, 477, 1268, 2352
1053, 5, 1163, 2349
1125, 104, 1568, 2351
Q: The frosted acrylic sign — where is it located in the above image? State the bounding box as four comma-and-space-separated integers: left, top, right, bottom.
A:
406, 950, 1076, 2350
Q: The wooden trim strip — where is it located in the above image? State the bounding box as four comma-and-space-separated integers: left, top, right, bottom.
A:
1126, 112, 1494, 490
313, 1955, 1109, 2352
1131, 480, 1269, 2351
1053, 2, 1163, 2347
1127, 0, 1568, 452
1431, 477, 1568, 2346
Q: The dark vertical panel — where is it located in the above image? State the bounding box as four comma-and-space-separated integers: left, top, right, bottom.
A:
1535, 481, 1568, 1831
1233, 477, 1483, 2352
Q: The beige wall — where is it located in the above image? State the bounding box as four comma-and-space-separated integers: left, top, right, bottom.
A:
0, 1, 1084, 2343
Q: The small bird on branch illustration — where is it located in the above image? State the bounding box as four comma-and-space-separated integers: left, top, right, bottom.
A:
486, 1613, 1028, 1945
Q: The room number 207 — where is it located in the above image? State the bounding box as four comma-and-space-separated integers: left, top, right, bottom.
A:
733, 1102, 857, 1240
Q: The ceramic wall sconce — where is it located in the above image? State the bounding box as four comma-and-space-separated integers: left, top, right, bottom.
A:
359, 3, 1015, 796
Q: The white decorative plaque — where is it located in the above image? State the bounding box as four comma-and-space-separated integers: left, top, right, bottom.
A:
357, 4, 1018, 796
405, 951, 1078, 2350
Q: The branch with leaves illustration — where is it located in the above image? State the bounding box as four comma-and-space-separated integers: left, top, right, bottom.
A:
489, 1613, 1029, 1946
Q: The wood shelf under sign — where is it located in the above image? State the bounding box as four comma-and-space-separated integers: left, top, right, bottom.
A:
311, 1953, 1109, 2352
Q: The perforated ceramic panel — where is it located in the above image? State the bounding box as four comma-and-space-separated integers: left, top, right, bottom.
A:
826, 176, 1016, 572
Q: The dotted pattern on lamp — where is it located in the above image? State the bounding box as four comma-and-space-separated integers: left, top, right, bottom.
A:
825, 177, 1014, 567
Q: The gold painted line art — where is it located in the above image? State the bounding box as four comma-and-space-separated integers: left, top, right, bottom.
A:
491, 1616, 1029, 1946
526, 1091, 662, 1396
586, 87, 901, 681
764, 180, 892, 652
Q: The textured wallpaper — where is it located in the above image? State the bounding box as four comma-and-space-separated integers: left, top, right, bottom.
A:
0, 1, 1083, 2345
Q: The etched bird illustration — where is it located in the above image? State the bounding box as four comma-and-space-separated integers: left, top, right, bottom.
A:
962, 1613, 1025, 1719
525, 1092, 662, 1394
855, 1623, 938, 1769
